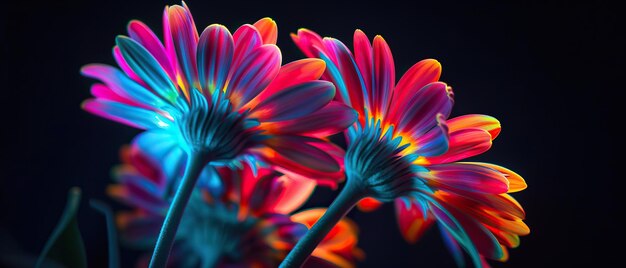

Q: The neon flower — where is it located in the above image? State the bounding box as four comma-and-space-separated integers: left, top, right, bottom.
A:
109, 141, 362, 267
81, 3, 355, 265
281, 29, 528, 267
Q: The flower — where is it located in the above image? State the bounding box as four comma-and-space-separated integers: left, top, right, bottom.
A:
81, 2, 356, 185
292, 29, 529, 266
109, 140, 362, 267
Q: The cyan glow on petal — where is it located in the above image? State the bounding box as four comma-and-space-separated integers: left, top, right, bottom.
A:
116, 36, 178, 103
82, 99, 171, 129
127, 20, 176, 81
81, 64, 169, 109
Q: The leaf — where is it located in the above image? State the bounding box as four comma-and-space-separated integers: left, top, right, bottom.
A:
90, 199, 120, 268
36, 187, 87, 268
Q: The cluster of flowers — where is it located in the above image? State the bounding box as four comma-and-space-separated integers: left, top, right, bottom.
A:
82, 2, 528, 267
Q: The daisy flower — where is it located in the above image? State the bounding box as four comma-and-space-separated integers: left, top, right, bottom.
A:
281, 29, 528, 267
109, 141, 362, 267
81, 3, 355, 265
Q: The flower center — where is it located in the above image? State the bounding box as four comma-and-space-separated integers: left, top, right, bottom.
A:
345, 118, 426, 201
179, 195, 258, 264
172, 89, 260, 161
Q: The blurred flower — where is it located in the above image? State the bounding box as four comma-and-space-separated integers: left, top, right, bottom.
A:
109, 141, 362, 267
82, 2, 356, 184
291, 29, 528, 266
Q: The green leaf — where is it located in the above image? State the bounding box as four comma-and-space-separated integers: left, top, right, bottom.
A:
36, 187, 87, 268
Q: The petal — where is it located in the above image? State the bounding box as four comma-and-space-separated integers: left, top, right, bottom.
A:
245, 58, 326, 110
81, 64, 168, 110
428, 201, 483, 267
356, 197, 383, 212
132, 130, 185, 181
232, 24, 263, 68
372, 35, 395, 118
167, 5, 200, 91
419, 128, 492, 165
320, 38, 366, 119
263, 136, 340, 173
250, 81, 335, 122
291, 28, 325, 58
485, 225, 521, 248
353, 30, 373, 112
253, 17, 278, 44
127, 20, 176, 81
260, 137, 344, 188
90, 83, 137, 106
392, 59, 442, 109
258, 101, 357, 137
439, 225, 466, 267
412, 114, 449, 157
447, 114, 501, 140
82, 99, 171, 129
434, 198, 505, 261
464, 162, 527, 192
266, 175, 317, 214
395, 198, 435, 243
392, 82, 454, 137
113, 46, 144, 85
226, 45, 281, 108
419, 163, 509, 194
197, 24, 234, 94
116, 36, 179, 103
292, 208, 360, 249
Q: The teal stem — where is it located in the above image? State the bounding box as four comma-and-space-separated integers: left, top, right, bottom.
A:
149, 152, 208, 268
90, 200, 120, 268
280, 179, 365, 268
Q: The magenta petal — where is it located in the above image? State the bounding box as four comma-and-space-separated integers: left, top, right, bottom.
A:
197, 24, 234, 93
127, 20, 176, 81
420, 163, 509, 194
265, 175, 316, 214
424, 128, 492, 165
113, 46, 144, 85
226, 45, 281, 108
232, 24, 263, 69
250, 81, 335, 122
291, 29, 325, 58
392, 59, 442, 108
353, 30, 373, 109
90, 83, 137, 107
414, 114, 449, 157
81, 64, 167, 110
321, 38, 366, 117
264, 136, 341, 174
259, 101, 357, 137
394, 82, 454, 137
167, 5, 199, 90
372, 35, 395, 117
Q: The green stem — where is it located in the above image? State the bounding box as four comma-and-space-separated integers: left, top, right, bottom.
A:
149, 152, 208, 268
280, 180, 365, 268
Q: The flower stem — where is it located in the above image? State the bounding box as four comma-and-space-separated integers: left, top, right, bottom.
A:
149, 152, 208, 268
280, 179, 365, 268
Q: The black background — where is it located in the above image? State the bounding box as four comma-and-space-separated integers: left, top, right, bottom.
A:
1, 0, 624, 267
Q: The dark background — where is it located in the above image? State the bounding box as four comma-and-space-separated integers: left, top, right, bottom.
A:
1, 0, 624, 267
